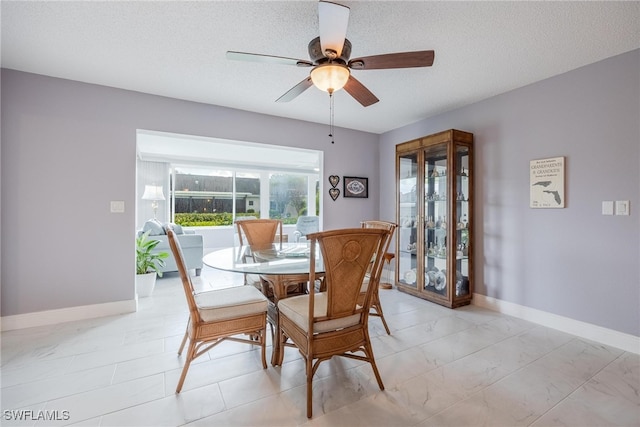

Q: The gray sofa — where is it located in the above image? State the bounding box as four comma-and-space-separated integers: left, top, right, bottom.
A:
139, 220, 203, 276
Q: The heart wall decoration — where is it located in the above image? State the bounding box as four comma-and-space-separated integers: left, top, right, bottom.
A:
328, 175, 340, 188
329, 188, 340, 201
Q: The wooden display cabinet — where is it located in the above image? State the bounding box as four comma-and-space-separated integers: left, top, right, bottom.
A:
395, 129, 473, 308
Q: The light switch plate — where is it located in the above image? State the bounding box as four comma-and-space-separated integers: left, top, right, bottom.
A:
615, 200, 630, 216
602, 201, 614, 215
110, 201, 125, 213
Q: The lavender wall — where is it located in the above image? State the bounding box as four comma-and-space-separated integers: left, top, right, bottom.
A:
0, 70, 379, 316
380, 50, 640, 336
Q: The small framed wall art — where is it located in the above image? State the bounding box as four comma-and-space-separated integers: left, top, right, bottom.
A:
343, 176, 368, 198
530, 156, 565, 208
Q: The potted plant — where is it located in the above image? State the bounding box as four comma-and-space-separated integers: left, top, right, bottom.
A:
135, 230, 169, 297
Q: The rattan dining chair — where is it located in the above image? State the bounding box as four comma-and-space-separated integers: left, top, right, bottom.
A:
236, 218, 283, 249
277, 227, 389, 418
360, 220, 398, 335
236, 218, 308, 293
166, 228, 268, 393
235, 219, 284, 293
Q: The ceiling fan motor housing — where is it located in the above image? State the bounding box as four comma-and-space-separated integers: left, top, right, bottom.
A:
308, 36, 352, 64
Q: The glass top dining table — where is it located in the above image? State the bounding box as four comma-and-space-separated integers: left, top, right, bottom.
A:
202, 242, 325, 276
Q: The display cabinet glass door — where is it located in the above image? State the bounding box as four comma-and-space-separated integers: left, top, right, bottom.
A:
424, 146, 448, 296
397, 153, 419, 289
454, 146, 471, 297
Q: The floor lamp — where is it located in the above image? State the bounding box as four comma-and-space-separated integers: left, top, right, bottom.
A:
142, 185, 165, 219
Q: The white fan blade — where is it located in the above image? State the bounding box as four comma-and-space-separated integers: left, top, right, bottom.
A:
318, 1, 350, 58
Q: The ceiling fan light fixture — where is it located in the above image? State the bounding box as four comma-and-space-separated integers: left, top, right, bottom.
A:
310, 63, 350, 94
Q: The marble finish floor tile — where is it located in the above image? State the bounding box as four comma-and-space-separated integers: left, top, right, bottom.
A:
1, 268, 638, 426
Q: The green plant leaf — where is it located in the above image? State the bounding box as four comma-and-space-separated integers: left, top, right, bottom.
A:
136, 230, 170, 275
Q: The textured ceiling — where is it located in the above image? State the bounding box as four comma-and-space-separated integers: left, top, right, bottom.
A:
2, 1, 639, 134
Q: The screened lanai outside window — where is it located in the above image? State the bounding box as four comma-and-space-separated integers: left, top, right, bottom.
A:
136, 130, 322, 230
270, 174, 302, 221
171, 169, 316, 226
171, 169, 262, 226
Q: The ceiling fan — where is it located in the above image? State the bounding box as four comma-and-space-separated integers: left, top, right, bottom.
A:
226, 0, 435, 107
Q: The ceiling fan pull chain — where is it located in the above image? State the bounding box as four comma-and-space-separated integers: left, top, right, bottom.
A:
329, 92, 335, 144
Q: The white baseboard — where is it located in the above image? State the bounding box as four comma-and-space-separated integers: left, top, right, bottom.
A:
473, 293, 640, 355
0, 299, 138, 331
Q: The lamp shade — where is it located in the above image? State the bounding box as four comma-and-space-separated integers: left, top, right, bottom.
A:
142, 185, 165, 201
310, 64, 350, 94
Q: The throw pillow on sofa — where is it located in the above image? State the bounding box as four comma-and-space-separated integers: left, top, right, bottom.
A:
143, 219, 164, 235
164, 222, 184, 235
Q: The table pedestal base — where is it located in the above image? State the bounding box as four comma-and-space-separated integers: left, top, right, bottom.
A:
259, 273, 309, 366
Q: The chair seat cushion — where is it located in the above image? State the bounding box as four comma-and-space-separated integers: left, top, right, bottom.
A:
195, 286, 267, 322
278, 293, 360, 334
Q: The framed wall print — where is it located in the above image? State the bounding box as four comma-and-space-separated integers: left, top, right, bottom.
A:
343, 176, 368, 198
530, 156, 565, 208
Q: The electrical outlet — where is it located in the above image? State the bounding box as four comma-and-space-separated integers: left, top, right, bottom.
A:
602, 201, 614, 215
110, 201, 125, 213
615, 200, 630, 216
